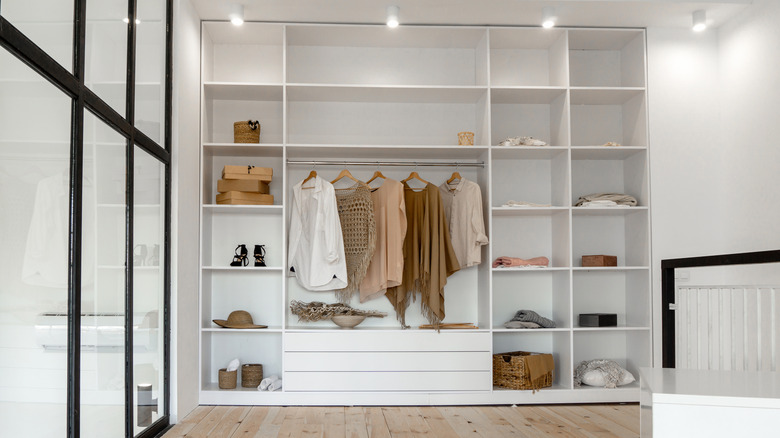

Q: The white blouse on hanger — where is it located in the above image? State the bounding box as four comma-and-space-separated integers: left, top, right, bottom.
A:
288, 175, 348, 291
439, 177, 489, 268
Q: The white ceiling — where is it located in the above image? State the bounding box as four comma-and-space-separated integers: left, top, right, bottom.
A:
190, 0, 751, 29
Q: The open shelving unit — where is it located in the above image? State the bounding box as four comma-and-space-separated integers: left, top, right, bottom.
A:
198, 22, 651, 405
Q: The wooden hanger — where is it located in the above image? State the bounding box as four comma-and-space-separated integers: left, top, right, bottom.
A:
302, 169, 317, 185
330, 168, 359, 185
366, 170, 386, 185
402, 171, 429, 186
447, 171, 462, 185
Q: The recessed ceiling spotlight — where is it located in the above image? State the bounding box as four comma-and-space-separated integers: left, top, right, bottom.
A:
542, 6, 557, 29
230, 4, 244, 26
692, 9, 707, 32
387, 5, 400, 28
122, 17, 141, 24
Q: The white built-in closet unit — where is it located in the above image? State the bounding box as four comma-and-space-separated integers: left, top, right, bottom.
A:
199, 22, 651, 405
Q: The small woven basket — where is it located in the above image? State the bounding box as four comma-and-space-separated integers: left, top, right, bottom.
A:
458, 131, 475, 146
218, 368, 237, 389
234, 120, 260, 143
492, 351, 553, 390
241, 364, 264, 388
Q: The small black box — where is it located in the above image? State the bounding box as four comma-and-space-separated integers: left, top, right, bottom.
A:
579, 313, 617, 327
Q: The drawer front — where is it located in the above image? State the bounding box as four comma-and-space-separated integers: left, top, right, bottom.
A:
284, 331, 490, 352
284, 371, 492, 392
284, 351, 491, 372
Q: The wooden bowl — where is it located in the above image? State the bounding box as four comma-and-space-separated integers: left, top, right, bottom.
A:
331, 315, 366, 329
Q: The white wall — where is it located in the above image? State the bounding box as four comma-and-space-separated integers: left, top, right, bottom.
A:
647, 0, 780, 366
171, 0, 201, 422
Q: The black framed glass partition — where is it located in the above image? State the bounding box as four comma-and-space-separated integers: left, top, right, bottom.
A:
0, 0, 172, 436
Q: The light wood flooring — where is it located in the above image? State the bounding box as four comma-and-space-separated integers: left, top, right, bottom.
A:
164, 404, 639, 438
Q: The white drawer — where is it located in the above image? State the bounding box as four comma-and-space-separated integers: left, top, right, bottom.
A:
284, 331, 490, 352
284, 371, 491, 392
284, 351, 491, 372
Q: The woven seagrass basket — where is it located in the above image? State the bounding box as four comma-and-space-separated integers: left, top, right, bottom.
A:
492, 351, 553, 390
234, 120, 260, 143
218, 368, 237, 389
457, 131, 474, 146
241, 364, 263, 388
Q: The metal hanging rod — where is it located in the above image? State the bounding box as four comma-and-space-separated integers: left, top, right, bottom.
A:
287, 159, 484, 168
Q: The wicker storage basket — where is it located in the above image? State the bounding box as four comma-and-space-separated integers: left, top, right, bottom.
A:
218, 368, 237, 389
233, 120, 260, 143
457, 131, 475, 146
493, 351, 554, 390
241, 364, 263, 388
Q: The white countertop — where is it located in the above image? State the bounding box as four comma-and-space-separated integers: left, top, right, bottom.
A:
640, 367, 780, 408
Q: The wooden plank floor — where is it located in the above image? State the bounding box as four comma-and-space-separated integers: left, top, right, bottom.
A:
164, 404, 639, 438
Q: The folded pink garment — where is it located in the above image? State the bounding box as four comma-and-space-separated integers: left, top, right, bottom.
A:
492, 256, 549, 268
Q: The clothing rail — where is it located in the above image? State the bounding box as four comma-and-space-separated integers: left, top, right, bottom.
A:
287, 159, 484, 168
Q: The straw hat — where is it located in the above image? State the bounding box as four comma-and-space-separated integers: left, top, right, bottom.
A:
213, 310, 267, 329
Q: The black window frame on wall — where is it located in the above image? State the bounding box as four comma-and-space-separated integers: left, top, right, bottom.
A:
0, 0, 173, 437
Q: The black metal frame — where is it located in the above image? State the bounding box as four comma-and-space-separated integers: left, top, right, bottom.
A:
661, 249, 780, 368
0, 0, 173, 436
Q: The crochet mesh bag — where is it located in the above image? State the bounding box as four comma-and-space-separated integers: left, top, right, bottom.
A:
334, 183, 377, 303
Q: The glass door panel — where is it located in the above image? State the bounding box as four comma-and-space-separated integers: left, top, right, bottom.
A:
0, 48, 72, 438
132, 147, 165, 434
81, 110, 127, 438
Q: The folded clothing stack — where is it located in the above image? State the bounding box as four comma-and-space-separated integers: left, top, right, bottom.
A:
504, 310, 556, 329
575, 193, 637, 208
492, 256, 549, 268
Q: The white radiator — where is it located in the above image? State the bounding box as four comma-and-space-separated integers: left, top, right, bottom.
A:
674, 285, 780, 371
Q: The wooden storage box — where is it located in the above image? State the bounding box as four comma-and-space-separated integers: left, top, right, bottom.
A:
217, 178, 269, 194
492, 351, 554, 391
222, 165, 273, 182
579, 313, 618, 327
216, 191, 274, 205
582, 255, 617, 267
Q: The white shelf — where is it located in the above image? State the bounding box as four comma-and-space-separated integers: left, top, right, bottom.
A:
202, 143, 284, 157
492, 328, 570, 332
491, 267, 569, 272
491, 207, 568, 216
572, 266, 649, 271
573, 326, 651, 332
285, 144, 489, 160
570, 87, 645, 105
572, 206, 648, 216
491, 146, 568, 159
490, 87, 567, 104
203, 82, 283, 101
202, 328, 283, 333
202, 266, 283, 271
571, 146, 646, 160
286, 84, 488, 104
202, 204, 283, 214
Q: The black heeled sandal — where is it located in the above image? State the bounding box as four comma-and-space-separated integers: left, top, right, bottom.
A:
254, 244, 266, 267
230, 244, 248, 267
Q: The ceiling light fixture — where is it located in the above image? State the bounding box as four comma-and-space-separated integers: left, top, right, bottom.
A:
692, 9, 707, 32
542, 6, 557, 29
122, 17, 141, 24
386, 5, 400, 28
230, 4, 244, 26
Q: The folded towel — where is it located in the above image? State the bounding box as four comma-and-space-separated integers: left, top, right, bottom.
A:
510, 310, 556, 328
492, 256, 549, 268
502, 200, 552, 208
258, 375, 280, 391
575, 193, 637, 207
226, 358, 240, 372
269, 378, 282, 391
504, 321, 542, 329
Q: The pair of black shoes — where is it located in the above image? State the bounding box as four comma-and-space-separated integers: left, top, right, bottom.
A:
230, 244, 266, 267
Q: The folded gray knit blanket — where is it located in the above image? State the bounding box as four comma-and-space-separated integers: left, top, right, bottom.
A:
510, 310, 555, 328
573, 359, 626, 388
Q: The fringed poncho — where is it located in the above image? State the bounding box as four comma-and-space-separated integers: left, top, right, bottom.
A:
334, 182, 377, 303
386, 182, 460, 328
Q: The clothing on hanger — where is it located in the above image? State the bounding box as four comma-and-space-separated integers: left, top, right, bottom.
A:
333, 181, 377, 303
288, 175, 348, 291
438, 177, 489, 268
386, 182, 460, 329
359, 177, 407, 303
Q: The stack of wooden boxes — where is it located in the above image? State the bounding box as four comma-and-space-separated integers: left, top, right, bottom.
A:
216, 165, 274, 205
